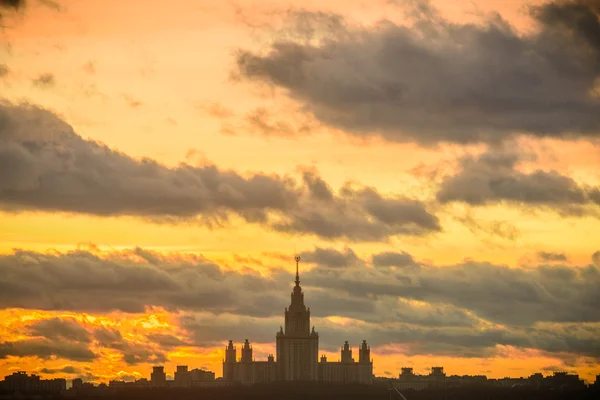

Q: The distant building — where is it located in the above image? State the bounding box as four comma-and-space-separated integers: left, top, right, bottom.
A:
174, 365, 191, 388
446, 374, 489, 388
1, 372, 66, 392
394, 367, 446, 390
224, 340, 277, 384
150, 366, 166, 388
318, 340, 373, 384
223, 256, 374, 385
190, 368, 215, 383
542, 371, 585, 389
71, 378, 83, 390
395, 367, 428, 390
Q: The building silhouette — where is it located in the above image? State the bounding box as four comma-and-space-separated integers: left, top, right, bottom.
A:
223, 256, 373, 385
1, 372, 66, 392
150, 366, 166, 388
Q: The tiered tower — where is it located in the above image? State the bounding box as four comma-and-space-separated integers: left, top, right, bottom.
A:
359, 340, 370, 364
276, 256, 319, 381
223, 340, 236, 381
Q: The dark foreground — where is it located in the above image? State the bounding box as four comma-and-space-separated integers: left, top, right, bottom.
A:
1, 383, 599, 400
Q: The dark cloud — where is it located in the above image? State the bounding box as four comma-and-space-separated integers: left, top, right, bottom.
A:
0, 102, 439, 241
307, 259, 600, 327
235, 0, 600, 144
40, 365, 80, 375
179, 310, 600, 360
273, 183, 441, 241
538, 251, 568, 262
436, 149, 600, 215
0, 64, 8, 77
0, 317, 97, 362
28, 317, 91, 343
0, 339, 96, 362
1, 246, 599, 360
0, 248, 243, 314
371, 251, 416, 268
93, 326, 167, 365
0, 0, 24, 10
301, 247, 362, 268
32, 72, 55, 88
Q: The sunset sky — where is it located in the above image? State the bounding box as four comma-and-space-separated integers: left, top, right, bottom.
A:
1, 0, 599, 385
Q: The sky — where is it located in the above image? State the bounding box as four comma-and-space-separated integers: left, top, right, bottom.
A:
0, 0, 599, 385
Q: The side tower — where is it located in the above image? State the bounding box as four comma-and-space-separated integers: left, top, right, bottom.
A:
223, 340, 237, 381
358, 340, 373, 384
276, 256, 319, 381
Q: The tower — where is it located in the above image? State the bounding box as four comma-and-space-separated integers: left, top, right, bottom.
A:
241, 339, 253, 363
276, 255, 319, 381
359, 340, 370, 364
358, 340, 373, 384
341, 341, 353, 364
223, 340, 236, 381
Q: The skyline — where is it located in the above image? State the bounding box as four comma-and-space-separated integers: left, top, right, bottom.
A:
1, 0, 600, 386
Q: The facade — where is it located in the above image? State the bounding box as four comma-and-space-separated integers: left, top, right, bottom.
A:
223, 256, 373, 385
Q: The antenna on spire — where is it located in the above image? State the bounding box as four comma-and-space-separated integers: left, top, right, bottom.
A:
294, 255, 301, 286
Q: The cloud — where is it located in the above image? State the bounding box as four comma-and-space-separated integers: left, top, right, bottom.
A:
235, 0, 600, 144
371, 251, 416, 268
28, 317, 92, 343
436, 149, 600, 215
0, 64, 8, 77
92, 326, 168, 365
40, 365, 81, 375
538, 251, 568, 262
2, 246, 599, 327
32, 73, 55, 88
0, 102, 439, 241
0, 248, 245, 314
273, 170, 441, 240
1, 247, 599, 360
300, 247, 362, 268
0, 339, 97, 362
308, 258, 600, 327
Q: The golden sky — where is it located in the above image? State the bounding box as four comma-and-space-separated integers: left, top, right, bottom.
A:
0, 0, 599, 385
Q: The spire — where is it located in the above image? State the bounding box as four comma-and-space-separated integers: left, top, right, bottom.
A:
294, 255, 301, 286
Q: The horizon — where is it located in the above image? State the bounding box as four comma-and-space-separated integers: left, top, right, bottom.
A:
1, 0, 599, 388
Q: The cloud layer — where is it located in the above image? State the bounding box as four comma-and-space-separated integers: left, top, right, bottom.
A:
236, 0, 600, 144
1, 247, 599, 361
0, 102, 439, 241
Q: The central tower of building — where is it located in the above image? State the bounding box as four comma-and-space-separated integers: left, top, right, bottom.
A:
276, 256, 319, 381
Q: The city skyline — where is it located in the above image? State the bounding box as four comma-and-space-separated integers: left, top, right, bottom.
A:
1, 0, 600, 387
